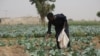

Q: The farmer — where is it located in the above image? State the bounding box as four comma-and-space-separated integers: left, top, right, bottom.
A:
46, 12, 70, 49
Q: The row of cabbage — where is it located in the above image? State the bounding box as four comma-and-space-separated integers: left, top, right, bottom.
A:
0, 25, 100, 38
69, 25, 100, 36
0, 36, 100, 56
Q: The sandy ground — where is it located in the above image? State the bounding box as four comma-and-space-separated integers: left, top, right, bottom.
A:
0, 45, 29, 56
92, 36, 100, 49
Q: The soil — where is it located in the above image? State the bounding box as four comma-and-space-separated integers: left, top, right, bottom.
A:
0, 45, 29, 56
92, 36, 100, 49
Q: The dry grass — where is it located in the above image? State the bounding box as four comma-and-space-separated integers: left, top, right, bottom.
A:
0, 16, 41, 25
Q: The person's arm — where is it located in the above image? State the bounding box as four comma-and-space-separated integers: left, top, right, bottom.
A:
46, 21, 52, 38
47, 21, 52, 34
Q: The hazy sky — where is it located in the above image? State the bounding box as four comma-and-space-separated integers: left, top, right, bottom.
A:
0, 0, 100, 20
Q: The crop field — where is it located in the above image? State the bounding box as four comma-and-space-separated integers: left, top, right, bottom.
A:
0, 21, 100, 56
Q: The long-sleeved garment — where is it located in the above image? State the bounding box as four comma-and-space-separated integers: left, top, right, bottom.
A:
47, 14, 70, 49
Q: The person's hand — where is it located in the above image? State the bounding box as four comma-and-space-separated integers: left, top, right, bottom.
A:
45, 34, 51, 38
45, 34, 51, 41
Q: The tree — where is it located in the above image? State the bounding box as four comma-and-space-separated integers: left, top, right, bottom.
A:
0, 18, 1, 23
97, 11, 100, 17
29, 0, 55, 25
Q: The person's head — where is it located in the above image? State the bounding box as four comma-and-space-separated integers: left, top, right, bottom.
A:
47, 12, 54, 21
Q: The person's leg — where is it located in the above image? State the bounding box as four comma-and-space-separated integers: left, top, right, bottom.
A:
67, 40, 70, 47
56, 39, 61, 49
55, 33, 61, 49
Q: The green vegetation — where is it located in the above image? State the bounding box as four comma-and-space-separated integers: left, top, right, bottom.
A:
0, 22, 100, 38
68, 21, 100, 26
0, 21, 100, 56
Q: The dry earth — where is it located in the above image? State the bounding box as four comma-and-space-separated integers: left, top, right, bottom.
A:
92, 36, 100, 49
0, 45, 29, 56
